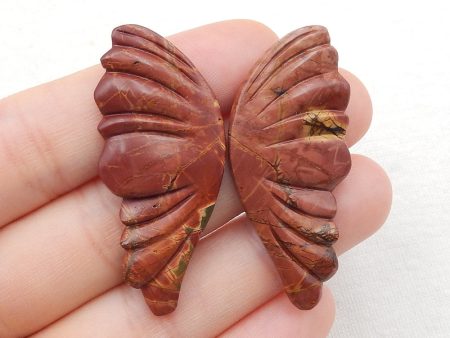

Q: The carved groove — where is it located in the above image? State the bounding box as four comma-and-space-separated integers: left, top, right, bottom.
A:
113, 28, 199, 83
247, 28, 328, 98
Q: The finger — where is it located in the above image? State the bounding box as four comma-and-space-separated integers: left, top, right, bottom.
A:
218, 155, 391, 338
4, 154, 390, 337
219, 289, 335, 338
0, 23, 372, 228
333, 154, 392, 254
0, 19, 278, 226
340, 69, 373, 147
32, 153, 390, 337
0, 175, 240, 338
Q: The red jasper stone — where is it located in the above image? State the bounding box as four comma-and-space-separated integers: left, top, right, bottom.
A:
228, 26, 351, 310
95, 24, 225, 316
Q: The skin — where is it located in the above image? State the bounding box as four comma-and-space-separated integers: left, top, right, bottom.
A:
0, 20, 391, 338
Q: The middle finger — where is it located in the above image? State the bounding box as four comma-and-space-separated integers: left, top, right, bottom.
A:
31, 155, 391, 338
0, 154, 390, 337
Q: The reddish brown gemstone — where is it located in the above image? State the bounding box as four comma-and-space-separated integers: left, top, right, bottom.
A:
228, 26, 351, 310
94, 25, 225, 315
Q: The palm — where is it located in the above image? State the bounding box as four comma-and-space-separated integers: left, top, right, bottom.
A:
0, 20, 391, 338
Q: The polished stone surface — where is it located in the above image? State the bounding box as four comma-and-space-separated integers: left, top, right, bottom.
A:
95, 24, 225, 316
228, 25, 351, 310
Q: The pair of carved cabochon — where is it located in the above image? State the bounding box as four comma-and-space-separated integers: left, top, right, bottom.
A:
94, 24, 351, 316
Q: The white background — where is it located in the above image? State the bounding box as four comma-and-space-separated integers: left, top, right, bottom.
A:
1, 1, 449, 337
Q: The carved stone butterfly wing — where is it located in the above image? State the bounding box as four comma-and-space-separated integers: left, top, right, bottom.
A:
94, 25, 225, 315
228, 26, 351, 309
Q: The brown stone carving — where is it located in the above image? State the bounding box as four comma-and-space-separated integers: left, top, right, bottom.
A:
228, 26, 351, 310
94, 25, 225, 315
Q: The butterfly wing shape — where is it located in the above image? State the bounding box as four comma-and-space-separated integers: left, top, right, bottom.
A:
228, 26, 351, 309
94, 25, 225, 315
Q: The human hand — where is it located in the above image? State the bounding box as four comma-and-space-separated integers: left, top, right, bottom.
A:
0, 20, 392, 338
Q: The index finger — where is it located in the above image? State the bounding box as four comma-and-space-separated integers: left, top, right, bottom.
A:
0, 20, 278, 226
